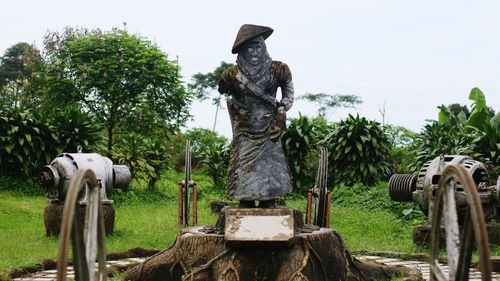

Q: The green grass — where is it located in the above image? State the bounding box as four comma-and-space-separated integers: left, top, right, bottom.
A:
2, 172, 499, 275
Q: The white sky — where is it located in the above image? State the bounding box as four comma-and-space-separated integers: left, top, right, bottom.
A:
1, 0, 499, 138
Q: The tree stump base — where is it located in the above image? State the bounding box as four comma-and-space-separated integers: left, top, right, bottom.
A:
125, 208, 421, 281
44, 202, 115, 236
413, 223, 500, 247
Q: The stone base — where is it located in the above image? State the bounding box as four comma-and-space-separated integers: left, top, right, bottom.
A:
124, 208, 422, 281
413, 224, 500, 247
43, 203, 115, 236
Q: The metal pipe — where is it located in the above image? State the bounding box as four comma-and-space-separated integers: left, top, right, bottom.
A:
178, 182, 183, 225
193, 182, 198, 225
306, 189, 312, 224
326, 191, 331, 228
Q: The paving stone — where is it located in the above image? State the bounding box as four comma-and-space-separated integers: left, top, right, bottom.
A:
375, 258, 399, 264
127, 257, 146, 263
383, 261, 410, 266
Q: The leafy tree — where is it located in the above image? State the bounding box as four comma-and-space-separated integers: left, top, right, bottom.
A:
299, 93, 362, 118
0, 42, 44, 108
447, 103, 471, 119
185, 127, 229, 167
188, 61, 234, 131
383, 125, 418, 173
42, 27, 192, 153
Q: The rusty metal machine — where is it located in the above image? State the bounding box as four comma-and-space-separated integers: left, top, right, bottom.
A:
389, 155, 500, 280
39, 152, 131, 205
389, 155, 500, 224
39, 150, 131, 235
306, 147, 331, 227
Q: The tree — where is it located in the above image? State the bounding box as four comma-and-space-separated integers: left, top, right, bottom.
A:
299, 93, 362, 118
0, 42, 44, 108
42, 27, 192, 153
447, 103, 470, 119
188, 61, 234, 131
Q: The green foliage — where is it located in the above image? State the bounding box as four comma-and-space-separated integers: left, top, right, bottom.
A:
0, 107, 57, 176
111, 132, 168, 189
0, 42, 44, 109
42, 27, 192, 152
299, 93, 362, 118
331, 182, 425, 224
466, 88, 500, 164
0, 105, 105, 178
384, 125, 418, 173
188, 61, 233, 100
447, 103, 470, 119
413, 88, 499, 170
323, 114, 391, 186
199, 142, 230, 189
50, 106, 104, 153
282, 115, 319, 194
185, 127, 229, 167
412, 117, 480, 172
188, 61, 234, 131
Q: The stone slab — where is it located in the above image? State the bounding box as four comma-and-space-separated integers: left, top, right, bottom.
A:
224, 208, 294, 242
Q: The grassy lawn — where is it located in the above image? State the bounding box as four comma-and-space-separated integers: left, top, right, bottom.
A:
1, 173, 498, 275
0, 185, 419, 273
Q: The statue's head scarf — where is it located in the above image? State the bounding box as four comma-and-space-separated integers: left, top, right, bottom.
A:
236, 36, 272, 89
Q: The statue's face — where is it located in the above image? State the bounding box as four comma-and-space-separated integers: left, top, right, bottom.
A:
242, 40, 265, 66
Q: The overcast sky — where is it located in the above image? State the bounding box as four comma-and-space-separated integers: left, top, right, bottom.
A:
1, 0, 499, 138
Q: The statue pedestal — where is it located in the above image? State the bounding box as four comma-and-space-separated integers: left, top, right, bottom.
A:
124, 208, 421, 281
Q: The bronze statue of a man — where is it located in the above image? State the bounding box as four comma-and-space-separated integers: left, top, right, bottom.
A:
218, 24, 294, 208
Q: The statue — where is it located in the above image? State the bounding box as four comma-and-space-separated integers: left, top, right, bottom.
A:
218, 24, 294, 208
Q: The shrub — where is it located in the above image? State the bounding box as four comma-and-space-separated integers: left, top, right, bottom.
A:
323, 114, 391, 187
0, 107, 57, 176
185, 128, 229, 168
282, 115, 314, 194
383, 125, 418, 174
282, 115, 323, 195
413, 88, 499, 170
199, 142, 230, 190
50, 106, 104, 153
111, 132, 168, 189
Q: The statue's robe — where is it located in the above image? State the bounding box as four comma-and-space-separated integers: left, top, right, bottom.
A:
218, 61, 294, 200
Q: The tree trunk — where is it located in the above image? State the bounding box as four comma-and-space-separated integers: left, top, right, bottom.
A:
124, 210, 422, 281
107, 124, 113, 156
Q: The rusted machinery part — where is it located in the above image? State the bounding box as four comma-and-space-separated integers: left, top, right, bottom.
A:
57, 169, 107, 281
184, 140, 191, 227
430, 164, 491, 281
313, 147, 329, 227
388, 173, 417, 202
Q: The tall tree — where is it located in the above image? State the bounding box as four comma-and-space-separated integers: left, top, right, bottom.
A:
42, 27, 192, 153
188, 61, 233, 131
299, 93, 362, 118
0, 42, 44, 108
